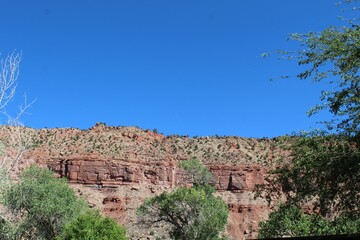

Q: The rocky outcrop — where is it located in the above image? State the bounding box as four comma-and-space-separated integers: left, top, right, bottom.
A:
48, 157, 268, 191
0, 124, 287, 240
47, 157, 271, 239
48, 158, 179, 187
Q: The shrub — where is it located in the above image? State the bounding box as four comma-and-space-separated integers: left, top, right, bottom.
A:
60, 210, 127, 240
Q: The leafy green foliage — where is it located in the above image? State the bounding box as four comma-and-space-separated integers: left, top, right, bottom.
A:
4, 165, 88, 240
138, 186, 228, 240
179, 158, 214, 187
0, 218, 13, 240
275, 2, 360, 135
59, 210, 127, 240
138, 159, 228, 240
258, 204, 360, 238
0, 169, 11, 203
273, 133, 360, 216
263, 0, 360, 217
259, 1, 360, 237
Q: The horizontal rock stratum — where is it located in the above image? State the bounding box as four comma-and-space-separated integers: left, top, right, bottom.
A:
0, 123, 289, 239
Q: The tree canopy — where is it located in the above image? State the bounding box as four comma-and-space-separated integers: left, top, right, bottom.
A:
179, 157, 214, 187
1, 165, 129, 240
258, 204, 360, 238
4, 165, 88, 240
60, 210, 127, 240
275, 1, 360, 136
137, 158, 228, 240
259, 0, 360, 238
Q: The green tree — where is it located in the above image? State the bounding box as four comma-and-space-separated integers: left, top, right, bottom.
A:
272, 134, 360, 216
4, 165, 88, 240
179, 158, 214, 187
138, 186, 228, 240
258, 204, 360, 238
137, 159, 228, 240
259, 0, 360, 237
60, 210, 127, 240
267, 0, 360, 215
263, 0, 360, 136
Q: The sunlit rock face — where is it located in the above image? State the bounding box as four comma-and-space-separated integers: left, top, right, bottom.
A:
0, 123, 287, 239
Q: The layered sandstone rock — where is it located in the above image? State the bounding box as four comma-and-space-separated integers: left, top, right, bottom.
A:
0, 124, 288, 240
47, 157, 272, 239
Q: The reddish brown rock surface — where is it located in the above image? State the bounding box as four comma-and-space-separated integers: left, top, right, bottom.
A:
0, 123, 288, 240
47, 158, 274, 239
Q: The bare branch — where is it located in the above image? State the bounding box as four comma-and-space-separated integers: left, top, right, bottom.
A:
0, 52, 35, 174
0, 52, 21, 113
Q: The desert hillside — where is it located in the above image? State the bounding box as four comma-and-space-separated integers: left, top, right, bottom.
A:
0, 123, 290, 239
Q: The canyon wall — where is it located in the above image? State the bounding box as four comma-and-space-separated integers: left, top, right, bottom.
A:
0, 123, 287, 239
47, 157, 273, 239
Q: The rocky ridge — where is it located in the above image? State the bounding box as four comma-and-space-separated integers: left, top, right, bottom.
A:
0, 123, 289, 239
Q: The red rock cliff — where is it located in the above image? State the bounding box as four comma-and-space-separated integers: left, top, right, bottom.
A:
0, 124, 287, 240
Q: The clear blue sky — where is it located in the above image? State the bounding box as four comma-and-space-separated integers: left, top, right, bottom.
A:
0, 0, 349, 137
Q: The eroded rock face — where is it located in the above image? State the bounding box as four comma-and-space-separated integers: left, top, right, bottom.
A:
102, 196, 129, 225
49, 158, 268, 189
0, 124, 287, 240
49, 158, 179, 187
48, 157, 271, 239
